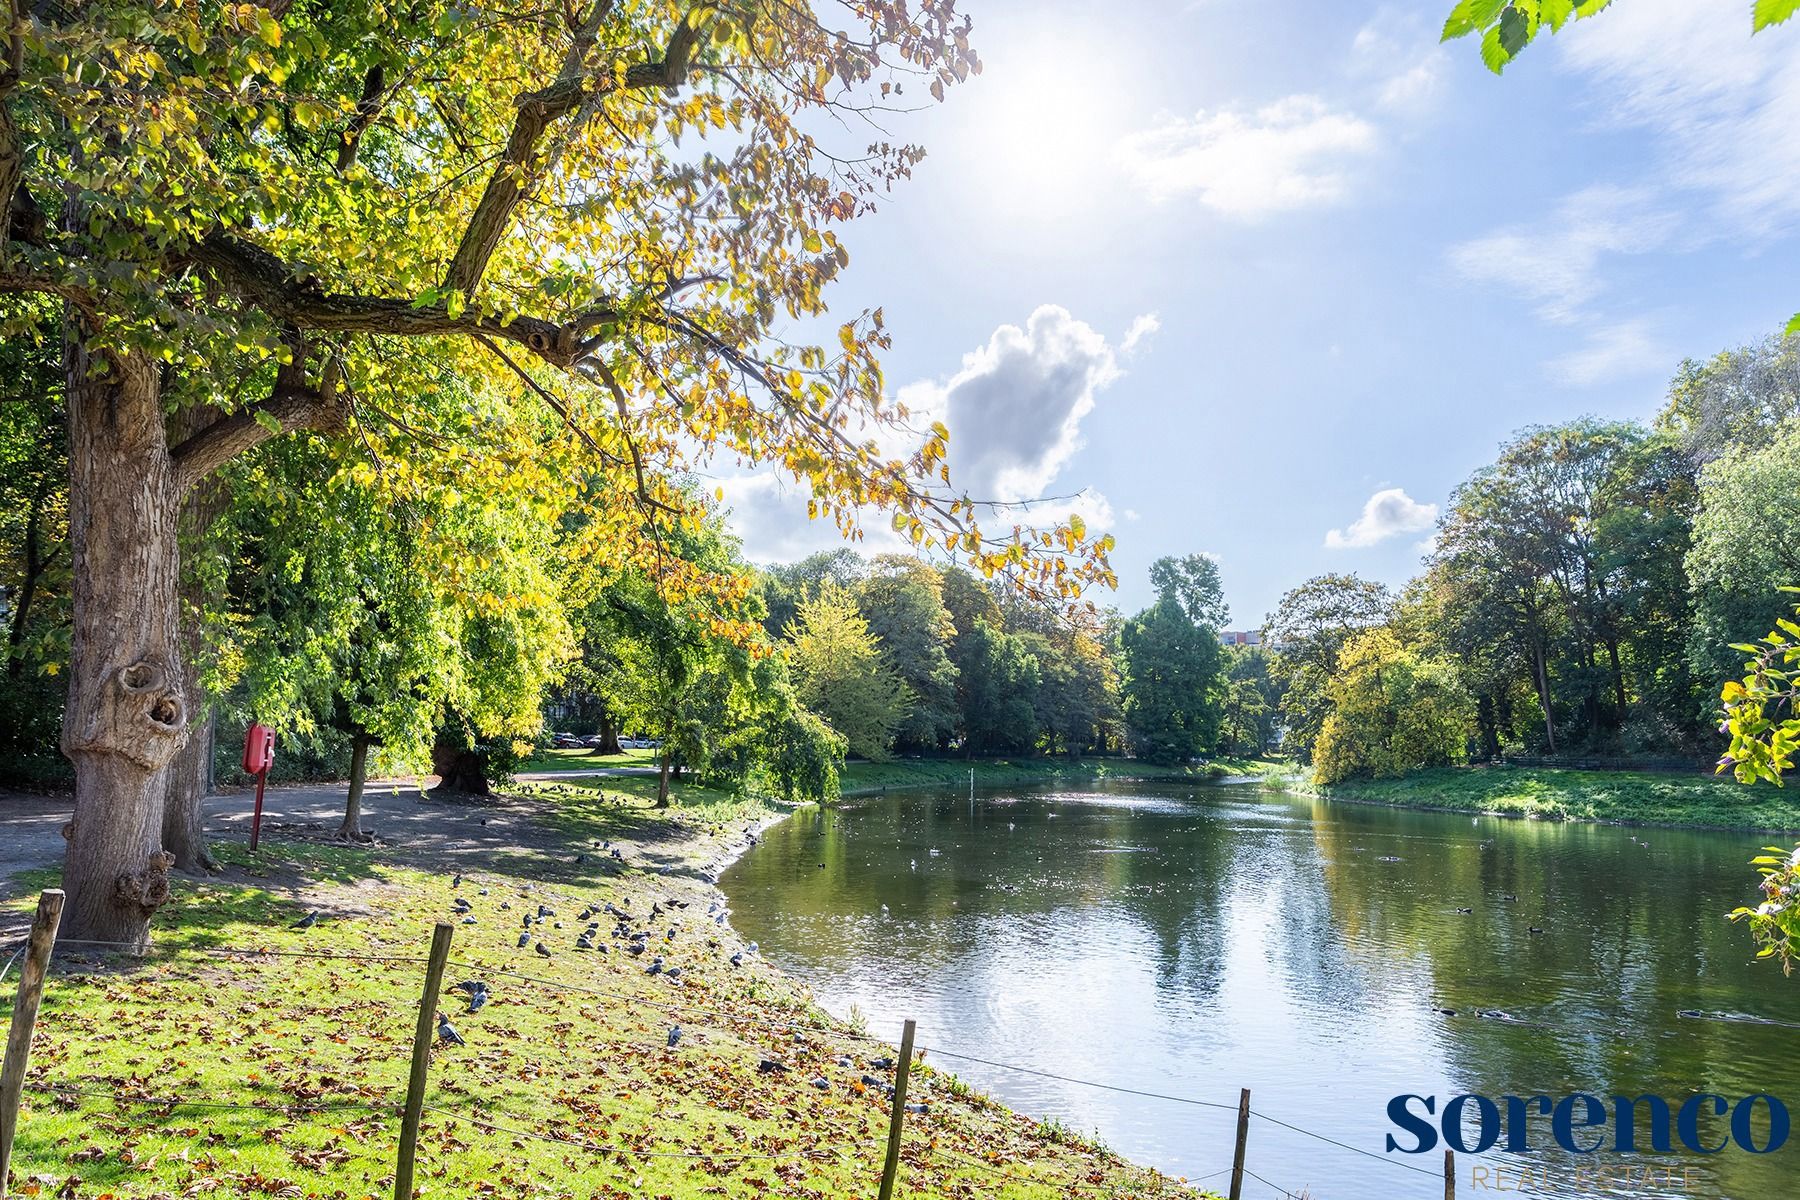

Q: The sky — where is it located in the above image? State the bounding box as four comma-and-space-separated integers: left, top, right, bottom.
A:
715, 0, 1800, 629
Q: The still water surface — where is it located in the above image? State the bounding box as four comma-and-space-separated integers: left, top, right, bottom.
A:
720, 781, 1798, 1199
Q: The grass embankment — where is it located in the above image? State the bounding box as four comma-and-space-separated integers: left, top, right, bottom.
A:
521, 748, 1289, 795
1310, 763, 1800, 831
838, 755, 1285, 796
2, 776, 1208, 1199
518, 744, 662, 772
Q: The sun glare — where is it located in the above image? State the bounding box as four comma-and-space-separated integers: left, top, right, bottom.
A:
956, 42, 1139, 217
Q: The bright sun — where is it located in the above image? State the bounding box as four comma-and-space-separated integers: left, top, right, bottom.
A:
954, 39, 1141, 217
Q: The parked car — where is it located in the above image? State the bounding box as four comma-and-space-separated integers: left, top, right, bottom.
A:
551, 733, 583, 749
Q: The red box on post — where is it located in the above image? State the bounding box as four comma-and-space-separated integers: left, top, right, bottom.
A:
242, 723, 275, 776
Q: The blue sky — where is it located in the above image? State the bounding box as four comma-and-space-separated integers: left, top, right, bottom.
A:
717, 0, 1800, 627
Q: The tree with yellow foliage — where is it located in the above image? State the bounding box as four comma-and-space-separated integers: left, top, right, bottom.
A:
0, 1, 1111, 945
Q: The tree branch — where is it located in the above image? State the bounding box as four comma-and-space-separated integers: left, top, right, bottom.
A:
473, 331, 627, 470
335, 63, 387, 173
191, 233, 582, 363
168, 335, 346, 494
441, 2, 710, 296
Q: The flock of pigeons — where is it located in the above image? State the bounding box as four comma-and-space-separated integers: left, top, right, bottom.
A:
291, 824, 922, 1107
426, 862, 762, 1049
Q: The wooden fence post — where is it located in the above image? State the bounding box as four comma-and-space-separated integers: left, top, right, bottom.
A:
394, 922, 453, 1200
1227, 1087, 1250, 1200
876, 1019, 917, 1200
1444, 1148, 1455, 1200
0, 889, 65, 1200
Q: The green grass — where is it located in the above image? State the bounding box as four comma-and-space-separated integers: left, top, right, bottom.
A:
1310, 763, 1800, 831
4, 777, 1206, 1199
517, 744, 662, 772
838, 754, 1286, 795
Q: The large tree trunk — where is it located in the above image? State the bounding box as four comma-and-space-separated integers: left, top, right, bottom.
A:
162, 411, 227, 874
161, 707, 216, 873
1606, 638, 1628, 720
60, 335, 187, 949
587, 704, 621, 756
430, 739, 490, 795
338, 735, 371, 839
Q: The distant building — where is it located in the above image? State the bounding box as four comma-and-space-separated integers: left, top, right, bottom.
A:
1219, 630, 1261, 648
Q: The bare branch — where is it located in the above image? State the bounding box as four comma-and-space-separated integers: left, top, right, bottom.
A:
589, 354, 679, 519
192, 233, 581, 363
473, 331, 627, 470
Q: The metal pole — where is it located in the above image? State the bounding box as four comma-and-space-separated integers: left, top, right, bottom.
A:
0, 890, 65, 1199
1228, 1087, 1250, 1200
249, 767, 268, 851
394, 922, 453, 1200
876, 1019, 917, 1200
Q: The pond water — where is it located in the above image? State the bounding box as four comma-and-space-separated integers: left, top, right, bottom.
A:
719, 781, 1799, 1199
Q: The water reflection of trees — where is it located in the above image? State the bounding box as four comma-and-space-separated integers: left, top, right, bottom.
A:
727, 785, 1797, 1200
1303, 802, 1790, 1199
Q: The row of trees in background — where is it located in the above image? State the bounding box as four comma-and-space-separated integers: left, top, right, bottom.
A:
1278, 331, 1800, 784
744, 548, 1268, 766
4, 353, 1273, 825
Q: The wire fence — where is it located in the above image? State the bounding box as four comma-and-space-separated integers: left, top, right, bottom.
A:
2, 906, 1510, 1200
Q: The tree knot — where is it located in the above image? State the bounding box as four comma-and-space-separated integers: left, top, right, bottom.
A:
114, 851, 176, 915
100, 657, 188, 769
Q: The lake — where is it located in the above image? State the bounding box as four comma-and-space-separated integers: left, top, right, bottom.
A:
719, 780, 1798, 1199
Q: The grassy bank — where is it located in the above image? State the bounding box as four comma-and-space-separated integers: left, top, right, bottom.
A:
1310, 763, 1800, 831
516, 752, 1288, 804
2, 777, 1206, 1200
519, 744, 662, 772
838, 754, 1285, 796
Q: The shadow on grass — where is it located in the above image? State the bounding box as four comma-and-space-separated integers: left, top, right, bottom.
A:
3, 841, 399, 967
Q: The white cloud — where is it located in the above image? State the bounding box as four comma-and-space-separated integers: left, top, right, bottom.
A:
714, 472, 905, 565
1447, 186, 1679, 323
1545, 318, 1671, 387
1116, 95, 1378, 218
905, 304, 1122, 506
1350, 17, 1448, 114
1121, 312, 1161, 354
1447, 0, 1800, 374
719, 306, 1130, 563
1557, 0, 1800, 237
1325, 488, 1438, 550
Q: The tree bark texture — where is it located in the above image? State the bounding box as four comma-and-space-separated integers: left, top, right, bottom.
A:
60, 335, 186, 948
161, 404, 227, 874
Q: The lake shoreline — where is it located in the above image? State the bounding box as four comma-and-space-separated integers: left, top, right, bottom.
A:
1304, 764, 1800, 834
834, 754, 1282, 799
